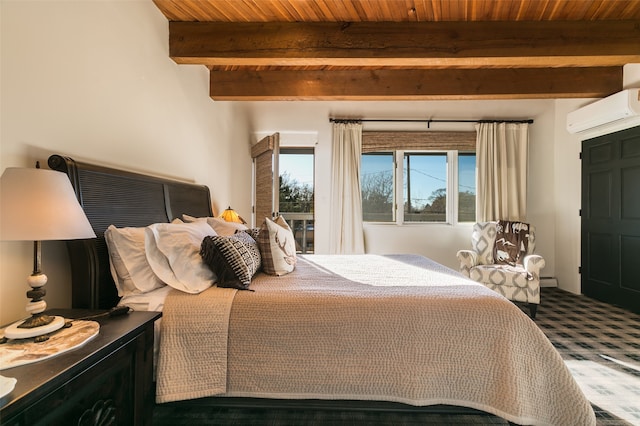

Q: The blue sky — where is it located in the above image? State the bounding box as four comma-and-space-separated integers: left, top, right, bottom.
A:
280, 153, 314, 187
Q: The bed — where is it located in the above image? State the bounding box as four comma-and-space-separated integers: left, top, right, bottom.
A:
48, 154, 595, 426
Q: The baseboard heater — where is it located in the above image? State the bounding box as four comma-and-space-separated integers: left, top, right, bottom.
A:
540, 277, 558, 287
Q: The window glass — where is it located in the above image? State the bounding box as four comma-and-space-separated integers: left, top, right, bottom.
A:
279, 148, 314, 253
403, 153, 447, 222
458, 153, 476, 222
279, 149, 314, 213
361, 153, 394, 222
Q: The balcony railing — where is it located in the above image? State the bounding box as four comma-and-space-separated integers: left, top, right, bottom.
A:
281, 212, 314, 254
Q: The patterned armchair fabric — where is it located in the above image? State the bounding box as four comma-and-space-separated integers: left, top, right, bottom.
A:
457, 222, 545, 318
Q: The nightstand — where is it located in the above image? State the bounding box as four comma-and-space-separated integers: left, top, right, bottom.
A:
0, 309, 161, 426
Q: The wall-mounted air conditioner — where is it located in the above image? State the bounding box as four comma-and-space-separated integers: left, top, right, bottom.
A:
566, 88, 640, 134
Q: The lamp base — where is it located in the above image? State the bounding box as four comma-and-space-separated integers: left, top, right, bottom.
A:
19, 312, 56, 329
3, 315, 65, 339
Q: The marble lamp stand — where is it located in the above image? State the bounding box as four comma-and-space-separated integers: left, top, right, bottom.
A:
3, 241, 65, 341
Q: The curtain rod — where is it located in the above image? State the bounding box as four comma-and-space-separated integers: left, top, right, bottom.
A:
329, 118, 534, 126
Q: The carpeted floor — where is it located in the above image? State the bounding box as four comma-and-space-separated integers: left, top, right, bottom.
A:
153, 287, 640, 425
536, 287, 640, 426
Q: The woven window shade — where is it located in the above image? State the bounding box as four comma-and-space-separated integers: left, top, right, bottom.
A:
251, 133, 275, 158
252, 133, 279, 223
362, 131, 476, 153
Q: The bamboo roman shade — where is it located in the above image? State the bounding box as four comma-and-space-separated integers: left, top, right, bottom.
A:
362, 131, 476, 153
252, 133, 279, 224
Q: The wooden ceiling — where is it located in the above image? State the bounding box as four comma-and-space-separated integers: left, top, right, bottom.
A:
152, 0, 640, 100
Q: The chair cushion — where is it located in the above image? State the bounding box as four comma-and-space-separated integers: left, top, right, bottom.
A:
470, 265, 530, 288
470, 264, 540, 304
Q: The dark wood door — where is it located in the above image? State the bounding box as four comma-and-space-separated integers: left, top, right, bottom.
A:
581, 125, 640, 314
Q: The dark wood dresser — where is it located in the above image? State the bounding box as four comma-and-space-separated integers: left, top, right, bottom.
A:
0, 309, 161, 426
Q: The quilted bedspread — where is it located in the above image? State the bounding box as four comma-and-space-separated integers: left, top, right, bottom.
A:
156, 254, 595, 426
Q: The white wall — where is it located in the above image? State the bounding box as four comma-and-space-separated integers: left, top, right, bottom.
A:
552, 63, 640, 294
552, 100, 585, 294
242, 100, 558, 273
0, 1, 251, 324
624, 64, 640, 87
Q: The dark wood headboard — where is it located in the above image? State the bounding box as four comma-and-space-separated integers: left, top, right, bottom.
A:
48, 154, 214, 309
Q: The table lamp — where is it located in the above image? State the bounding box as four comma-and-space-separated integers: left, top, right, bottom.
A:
219, 206, 247, 224
0, 163, 96, 340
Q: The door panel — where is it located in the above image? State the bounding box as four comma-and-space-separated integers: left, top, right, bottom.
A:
587, 170, 612, 218
621, 235, 640, 292
622, 166, 640, 218
588, 143, 613, 163
582, 125, 640, 314
621, 137, 640, 158
586, 232, 615, 285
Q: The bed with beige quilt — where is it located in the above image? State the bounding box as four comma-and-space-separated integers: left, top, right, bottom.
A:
49, 154, 595, 426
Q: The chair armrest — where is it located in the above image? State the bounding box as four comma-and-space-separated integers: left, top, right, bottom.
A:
523, 254, 545, 281
456, 250, 478, 277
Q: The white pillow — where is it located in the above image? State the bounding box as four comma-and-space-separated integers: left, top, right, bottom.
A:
182, 214, 248, 237
145, 220, 217, 294
104, 225, 166, 297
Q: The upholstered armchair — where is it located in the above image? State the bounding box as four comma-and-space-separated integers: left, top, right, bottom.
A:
457, 221, 545, 318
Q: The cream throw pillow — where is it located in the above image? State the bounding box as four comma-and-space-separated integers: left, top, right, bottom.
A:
258, 215, 297, 276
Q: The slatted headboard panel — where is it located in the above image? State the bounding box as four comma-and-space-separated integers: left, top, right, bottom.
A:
48, 154, 213, 309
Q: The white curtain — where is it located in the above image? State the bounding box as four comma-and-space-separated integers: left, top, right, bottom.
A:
476, 122, 529, 222
329, 122, 365, 254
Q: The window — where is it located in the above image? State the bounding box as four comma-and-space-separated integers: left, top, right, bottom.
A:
279, 148, 314, 253
458, 153, 476, 222
279, 148, 314, 214
252, 134, 317, 253
404, 153, 447, 222
360, 131, 476, 224
361, 152, 394, 222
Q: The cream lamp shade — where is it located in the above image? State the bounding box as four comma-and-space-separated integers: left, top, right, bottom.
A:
1, 167, 96, 241
0, 166, 96, 340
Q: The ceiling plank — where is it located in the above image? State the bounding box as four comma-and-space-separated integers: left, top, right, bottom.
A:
170, 20, 640, 67
209, 66, 622, 100
154, 0, 640, 22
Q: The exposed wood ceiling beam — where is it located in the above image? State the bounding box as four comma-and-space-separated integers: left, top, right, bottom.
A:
153, 1, 640, 100
210, 67, 622, 101
170, 21, 640, 67
167, 19, 638, 100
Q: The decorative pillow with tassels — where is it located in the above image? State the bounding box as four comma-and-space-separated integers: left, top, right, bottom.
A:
258, 215, 297, 276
